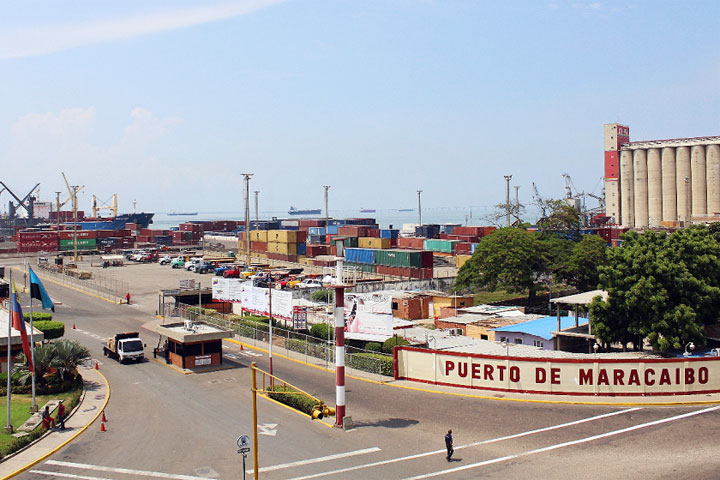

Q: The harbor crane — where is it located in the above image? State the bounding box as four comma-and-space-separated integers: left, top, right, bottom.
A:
0, 181, 40, 219
62, 172, 83, 262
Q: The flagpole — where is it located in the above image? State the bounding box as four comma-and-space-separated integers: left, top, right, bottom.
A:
29, 279, 37, 413
5, 270, 13, 433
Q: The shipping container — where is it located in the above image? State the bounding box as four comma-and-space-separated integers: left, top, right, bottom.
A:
59, 238, 97, 248
326, 225, 339, 235
267, 230, 297, 244
423, 239, 459, 253
250, 230, 268, 242
456, 255, 472, 269
397, 237, 426, 249
345, 218, 376, 226
297, 243, 306, 256
59, 230, 98, 240
415, 225, 440, 239
280, 219, 300, 228
306, 245, 328, 257
346, 262, 376, 273
380, 229, 399, 239
373, 249, 433, 269
344, 248, 375, 265
267, 242, 298, 255
299, 219, 326, 228
439, 224, 461, 234
358, 237, 391, 249
308, 227, 326, 236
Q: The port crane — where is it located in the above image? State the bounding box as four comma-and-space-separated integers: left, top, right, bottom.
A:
0, 181, 40, 219
91, 194, 118, 218
62, 172, 83, 261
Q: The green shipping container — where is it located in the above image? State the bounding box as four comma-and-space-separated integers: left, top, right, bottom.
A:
423, 239, 458, 253
346, 262, 375, 273
335, 236, 358, 248
60, 238, 97, 248
374, 249, 423, 268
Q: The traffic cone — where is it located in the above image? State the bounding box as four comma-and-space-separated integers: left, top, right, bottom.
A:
240, 343, 244, 351
100, 422, 106, 432
72, 323, 76, 329
95, 361, 98, 370
102, 411, 107, 422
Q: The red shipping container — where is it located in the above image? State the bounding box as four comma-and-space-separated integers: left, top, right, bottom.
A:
59, 230, 97, 240
389, 238, 398, 248
299, 219, 325, 227
329, 245, 336, 256
397, 237, 425, 249
296, 230, 307, 244
252, 242, 267, 252
453, 226, 483, 236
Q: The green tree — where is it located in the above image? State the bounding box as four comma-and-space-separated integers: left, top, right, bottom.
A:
559, 234, 609, 291
455, 227, 559, 304
589, 227, 720, 352
536, 199, 581, 236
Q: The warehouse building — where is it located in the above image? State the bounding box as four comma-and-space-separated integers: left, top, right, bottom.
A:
603, 123, 720, 228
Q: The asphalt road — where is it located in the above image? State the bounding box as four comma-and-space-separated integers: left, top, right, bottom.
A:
4, 258, 720, 479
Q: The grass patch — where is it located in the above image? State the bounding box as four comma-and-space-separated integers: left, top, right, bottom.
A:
0, 382, 83, 456
473, 290, 527, 304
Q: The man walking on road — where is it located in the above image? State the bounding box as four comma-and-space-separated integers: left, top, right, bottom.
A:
125, 292, 131, 305
445, 429, 454, 461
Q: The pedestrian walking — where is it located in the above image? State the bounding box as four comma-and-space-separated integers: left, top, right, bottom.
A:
445, 429, 454, 461
57, 400, 66, 430
125, 292, 131, 305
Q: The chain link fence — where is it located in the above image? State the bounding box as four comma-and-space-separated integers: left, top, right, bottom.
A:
169, 305, 394, 380
36, 263, 128, 303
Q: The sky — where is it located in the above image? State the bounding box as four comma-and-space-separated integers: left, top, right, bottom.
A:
1, 0, 718, 220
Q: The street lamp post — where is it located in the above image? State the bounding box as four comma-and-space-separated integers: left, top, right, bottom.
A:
417, 190, 423, 226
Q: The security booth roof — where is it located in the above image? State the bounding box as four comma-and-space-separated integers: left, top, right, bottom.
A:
155, 322, 233, 344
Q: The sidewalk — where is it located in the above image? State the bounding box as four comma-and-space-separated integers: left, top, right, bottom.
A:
0, 365, 109, 480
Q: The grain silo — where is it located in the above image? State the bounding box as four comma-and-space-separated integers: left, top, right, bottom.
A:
633, 149, 649, 228
708, 144, 720, 215
647, 148, 662, 227
603, 123, 720, 228
691, 145, 707, 216
676, 146, 691, 224
661, 147, 676, 222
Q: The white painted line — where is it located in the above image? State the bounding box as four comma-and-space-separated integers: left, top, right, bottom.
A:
44, 460, 212, 480
403, 406, 720, 479
248, 447, 382, 474
287, 408, 640, 480
30, 470, 113, 480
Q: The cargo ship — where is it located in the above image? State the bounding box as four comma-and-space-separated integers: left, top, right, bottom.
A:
288, 207, 321, 215
167, 212, 198, 216
66, 212, 154, 231
360, 208, 376, 213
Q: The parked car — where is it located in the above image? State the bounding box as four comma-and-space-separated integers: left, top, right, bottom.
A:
171, 257, 185, 268
195, 262, 215, 274
159, 255, 172, 265
223, 266, 241, 278
297, 278, 324, 289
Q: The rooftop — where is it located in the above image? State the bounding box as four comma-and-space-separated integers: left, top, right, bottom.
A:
492, 316, 589, 341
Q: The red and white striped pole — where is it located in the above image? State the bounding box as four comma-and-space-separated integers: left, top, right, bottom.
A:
334, 284, 345, 427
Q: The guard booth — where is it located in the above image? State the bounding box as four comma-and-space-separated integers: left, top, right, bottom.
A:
155, 320, 233, 369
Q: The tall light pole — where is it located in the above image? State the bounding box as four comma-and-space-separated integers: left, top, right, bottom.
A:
242, 174, 253, 269
504, 175, 512, 227
323, 185, 330, 227
55, 191, 61, 230
254, 191, 259, 222
514, 185, 520, 225
417, 190, 423, 226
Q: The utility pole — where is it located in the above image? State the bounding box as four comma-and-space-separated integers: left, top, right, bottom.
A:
55, 192, 61, 230
417, 190, 423, 226
254, 191, 259, 222
504, 175, 512, 227
71, 185, 80, 262
323, 185, 330, 227
514, 185, 520, 225
242, 174, 253, 269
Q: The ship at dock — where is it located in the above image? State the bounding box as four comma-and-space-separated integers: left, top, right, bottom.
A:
288, 206, 322, 215
167, 212, 198, 216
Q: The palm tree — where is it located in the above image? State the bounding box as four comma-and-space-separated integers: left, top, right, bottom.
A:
50, 340, 91, 381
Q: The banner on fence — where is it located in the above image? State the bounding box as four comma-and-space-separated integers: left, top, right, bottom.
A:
343, 292, 394, 340
212, 278, 293, 320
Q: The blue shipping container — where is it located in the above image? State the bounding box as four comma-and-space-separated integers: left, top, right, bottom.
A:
380, 229, 399, 239
308, 227, 326, 236
326, 225, 339, 235
297, 243, 307, 255
344, 247, 375, 265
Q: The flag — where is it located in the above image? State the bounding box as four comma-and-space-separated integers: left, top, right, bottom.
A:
29, 267, 54, 312
10, 282, 34, 372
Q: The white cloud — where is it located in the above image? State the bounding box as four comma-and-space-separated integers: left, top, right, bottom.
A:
0, 0, 287, 60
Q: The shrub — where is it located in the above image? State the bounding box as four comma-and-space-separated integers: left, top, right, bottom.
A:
24, 312, 53, 322
267, 384, 322, 416
366, 342, 383, 353
347, 353, 394, 376
244, 315, 269, 323
33, 321, 64, 340
310, 323, 330, 340
311, 289, 333, 303
382, 336, 410, 354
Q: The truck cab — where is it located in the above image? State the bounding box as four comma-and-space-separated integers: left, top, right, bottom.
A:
103, 332, 145, 364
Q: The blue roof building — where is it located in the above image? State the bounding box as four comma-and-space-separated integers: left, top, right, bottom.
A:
491, 316, 588, 351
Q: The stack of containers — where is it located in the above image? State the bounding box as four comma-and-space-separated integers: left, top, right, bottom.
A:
266, 229, 299, 262
344, 248, 433, 278
17, 230, 59, 253
59, 230, 97, 251
397, 237, 426, 249
423, 239, 459, 254
415, 224, 440, 239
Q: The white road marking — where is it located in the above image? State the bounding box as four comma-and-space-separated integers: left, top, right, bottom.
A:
248, 447, 382, 474
258, 423, 278, 436
30, 470, 112, 480
287, 407, 641, 480
44, 460, 213, 479
403, 406, 720, 479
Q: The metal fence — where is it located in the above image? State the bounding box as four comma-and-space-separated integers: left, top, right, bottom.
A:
36, 263, 128, 303
170, 305, 394, 380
